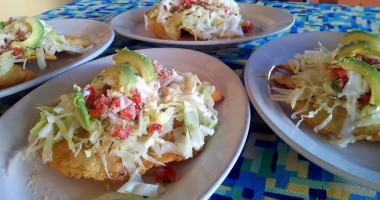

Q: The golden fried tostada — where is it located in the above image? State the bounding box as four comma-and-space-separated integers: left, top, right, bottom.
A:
0, 16, 93, 89
270, 30, 380, 147
28, 48, 221, 196
0, 64, 35, 89
144, 0, 254, 41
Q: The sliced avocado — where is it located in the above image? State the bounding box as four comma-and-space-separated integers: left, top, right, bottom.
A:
119, 64, 136, 97
341, 30, 380, 46
112, 48, 156, 83
335, 43, 380, 60
339, 58, 380, 105
11, 17, 44, 48
0, 22, 4, 29
90, 64, 136, 96
73, 85, 92, 132
90, 66, 119, 90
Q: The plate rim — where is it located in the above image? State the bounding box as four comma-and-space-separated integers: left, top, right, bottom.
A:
0, 47, 250, 199
0, 18, 115, 98
244, 31, 380, 192
110, 3, 295, 46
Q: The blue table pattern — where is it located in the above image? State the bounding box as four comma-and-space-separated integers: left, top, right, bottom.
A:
1, 0, 380, 199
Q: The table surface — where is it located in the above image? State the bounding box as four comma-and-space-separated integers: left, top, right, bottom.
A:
1, 0, 380, 199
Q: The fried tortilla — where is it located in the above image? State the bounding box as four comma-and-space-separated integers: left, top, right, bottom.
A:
43, 131, 199, 181
269, 30, 380, 146
0, 64, 35, 89
271, 65, 380, 142
145, 0, 250, 41
29, 48, 223, 190
147, 19, 181, 40
292, 100, 346, 138
63, 35, 93, 48
147, 18, 243, 41
292, 100, 380, 141
22, 35, 93, 61
0, 35, 92, 89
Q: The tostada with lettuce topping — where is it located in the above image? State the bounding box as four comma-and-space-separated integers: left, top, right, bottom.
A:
27, 48, 223, 196
144, 0, 254, 40
0, 16, 93, 89
269, 30, 380, 147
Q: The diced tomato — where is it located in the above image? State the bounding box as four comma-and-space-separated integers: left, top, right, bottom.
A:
110, 98, 121, 109
129, 90, 141, 105
171, 6, 178, 12
224, 6, 229, 13
182, 0, 192, 8
95, 94, 110, 110
336, 68, 348, 78
149, 123, 162, 133
355, 53, 380, 66
12, 47, 23, 57
242, 20, 253, 33
135, 103, 141, 116
129, 89, 137, 96
329, 69, 338, 78
153, 62, 163, 74
355, 53, 364, 60
89, 93, 110, 119
111, 125, 132, 140
155, 166, 177, 183
133, 93, 141, 105
359, 91, 371, 105
327, 66, 349, 89
341, 76, 349, 86
84, 85, 96, 109
157, 68, 176, 82
120, 105, 137, 119
89, 108, 107, 120
89, 109, 100, 118
363, 56, 379, 65
329, 67, 348, 79
112, 91, 141, 119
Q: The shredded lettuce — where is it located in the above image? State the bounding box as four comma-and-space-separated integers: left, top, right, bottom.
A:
30, 112, 48, 135
36, 46, 47, 71
38, 106, 76, 153
94, 192, 146, 200
0, 51, 15, 76
184, 100, 204, 151
117, 171, 163, 197
42, 129, 54, 163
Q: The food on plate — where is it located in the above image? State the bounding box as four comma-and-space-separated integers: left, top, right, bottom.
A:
0, 64, 34, 89
0, 16, 93, 89
27, 48, 222, 196
269, 30, 380, 147
144, 0, 254, 40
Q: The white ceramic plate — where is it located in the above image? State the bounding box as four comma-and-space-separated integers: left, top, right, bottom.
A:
0, 48, 250, 199
244, 31, 380, 191
110, 3, 294, 47
0, 18, 115, 98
